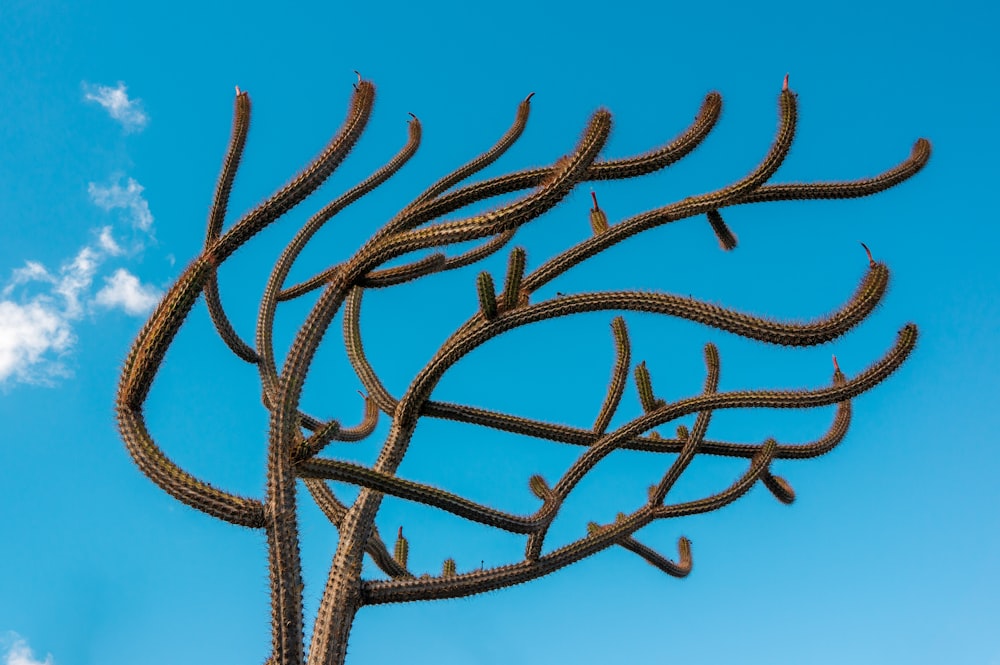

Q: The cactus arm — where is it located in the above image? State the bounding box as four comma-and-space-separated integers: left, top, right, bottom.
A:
407, 92, 534, 207
116, 405, 265, 527
419, 383, 850, 459
475, 260, 889, 349
279, 228, 515, 299
743, 138, 931, 203
592, 317, 631, 435
619, 535, 692, 578
297, 458, 546, 533
343, 286, 397, 413
202, 89, 259, 364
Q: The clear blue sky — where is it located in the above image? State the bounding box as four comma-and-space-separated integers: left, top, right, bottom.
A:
1, 0, 997, 663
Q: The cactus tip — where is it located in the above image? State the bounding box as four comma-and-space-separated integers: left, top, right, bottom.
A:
397, 526, 403, 538
408, 112, 417, 120
524, 92, 535, 102
590, 190, 599, 210
235, 85, 241, 96
354, 70, 362, 82
782, 73, 789, 91
832, 355, 840, 372
860, 241, 875, 266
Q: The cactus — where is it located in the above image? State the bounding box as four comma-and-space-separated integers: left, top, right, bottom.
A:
115, 74, 929, 665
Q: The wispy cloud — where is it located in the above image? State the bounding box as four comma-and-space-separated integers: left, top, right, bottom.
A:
82, 81, 148, 133
88, 177, 154, 232
95, 268, 161, 315
1, 633, 54, 665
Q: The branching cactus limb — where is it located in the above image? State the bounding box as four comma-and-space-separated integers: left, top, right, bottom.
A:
115, 74, 929, 665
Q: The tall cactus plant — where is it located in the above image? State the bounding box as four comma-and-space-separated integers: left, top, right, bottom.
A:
115, 73, 929, 665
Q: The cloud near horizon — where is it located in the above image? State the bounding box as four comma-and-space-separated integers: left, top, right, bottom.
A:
82, 81, 148, 133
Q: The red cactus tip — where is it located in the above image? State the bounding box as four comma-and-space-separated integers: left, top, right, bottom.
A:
860, 241, 875, 267
234, 85, 241, 96
782, 73, 789, 92
590, 190, 600, 211
832, 355, 840, 373
397, 526, 404, 538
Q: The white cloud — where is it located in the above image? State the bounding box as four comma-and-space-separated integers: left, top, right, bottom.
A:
95, 268, 161, 315
97, 226, 123, 256
53, 247, 100, 318
1, 632, 54, 665
1, 262, 53, 297
0, 299, 75, 385
88, 177, 154, 231
82, 81, 148, 132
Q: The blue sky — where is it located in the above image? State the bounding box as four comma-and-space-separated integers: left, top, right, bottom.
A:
1, 0, 997, 663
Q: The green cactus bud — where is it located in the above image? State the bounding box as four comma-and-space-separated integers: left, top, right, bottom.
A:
586, 521, 602, 535
676, 424, 689, 440
394, 526, 409, 567
589, 191, 610, 235
442, 558, 457, 577
476, 271, 497, 320
634, 361, 665, 412
502, 247, 526, 312
528, 474, 552, 500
